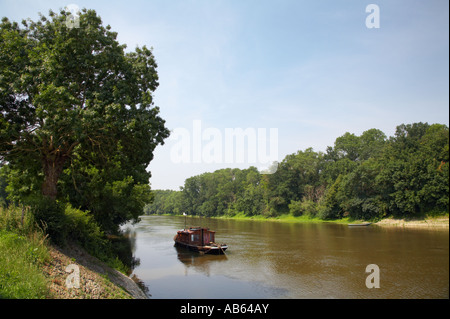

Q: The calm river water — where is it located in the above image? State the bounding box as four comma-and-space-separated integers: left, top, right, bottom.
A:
124, 215, 448, 299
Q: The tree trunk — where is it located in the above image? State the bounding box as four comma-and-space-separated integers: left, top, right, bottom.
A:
41, 156, 66, 200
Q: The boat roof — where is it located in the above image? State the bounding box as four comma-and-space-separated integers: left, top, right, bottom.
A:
178, 227, 215, 233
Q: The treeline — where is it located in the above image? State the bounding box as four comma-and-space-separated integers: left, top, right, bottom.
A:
145, 123, 449, 220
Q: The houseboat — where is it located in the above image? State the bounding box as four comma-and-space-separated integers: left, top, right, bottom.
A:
174, 226, 228, 254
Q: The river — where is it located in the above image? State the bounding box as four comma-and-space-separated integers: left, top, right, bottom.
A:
124, 215, 449, 299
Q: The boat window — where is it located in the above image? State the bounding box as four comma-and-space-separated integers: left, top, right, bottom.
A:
190, 234, 199, 243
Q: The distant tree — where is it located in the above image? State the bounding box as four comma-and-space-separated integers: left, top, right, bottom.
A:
377, 123, 449, 216
265, 148, 323, 215
359, 128, 387, 160
143, 123, 448, 221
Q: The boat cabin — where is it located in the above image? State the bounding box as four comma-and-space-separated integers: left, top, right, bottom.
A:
175, 227, 215, 246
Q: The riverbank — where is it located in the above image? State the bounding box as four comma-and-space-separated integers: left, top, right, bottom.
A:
167, 212, 449, 229
43, 243, 148, 299
0, 205, 148, 299
173, 212, 354, 224
0, 232, 148, 299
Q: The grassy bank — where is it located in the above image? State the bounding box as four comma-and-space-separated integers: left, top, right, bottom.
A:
217, 212, 357, 224
0, 206, 50, 298
0, 206, 146, 299
0, 229, 50, 298
162, 211, 449, 228
219, 212, 449, 228
168, 212, 364, 225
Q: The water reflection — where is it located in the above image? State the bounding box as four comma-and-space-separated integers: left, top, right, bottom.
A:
109, 225, 140, 275
175, 246, 227, 277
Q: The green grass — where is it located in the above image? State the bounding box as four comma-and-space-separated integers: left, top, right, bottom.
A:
0, 206, 50, 298
0, 230, 50, 299
181, 212, 363, 225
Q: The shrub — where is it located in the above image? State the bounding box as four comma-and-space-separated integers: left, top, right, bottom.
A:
2, 201, 131, 275
30, 197, 67, 245
301, 200, 318, 217
289, 199, 319, 217
64, 204, 107, 257
63, 204, 132, 274
288, 200, 303, 217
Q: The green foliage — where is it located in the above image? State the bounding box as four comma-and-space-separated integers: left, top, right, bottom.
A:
26, 196, 131, 272
63, 204, 107, 257
288, 199, 319, 217
146, 123, 449, 221
0, 9, 169, 235
233, 182, 265, 217
376, 123, 449, 217
30, 196, 68, 245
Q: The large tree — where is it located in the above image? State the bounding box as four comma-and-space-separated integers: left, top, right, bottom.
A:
0, 9, 169, 227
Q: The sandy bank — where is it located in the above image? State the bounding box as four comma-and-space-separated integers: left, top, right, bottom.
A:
375, 216, 449, 228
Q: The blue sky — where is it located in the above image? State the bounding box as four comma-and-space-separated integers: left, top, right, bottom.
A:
1, 0, 449, 190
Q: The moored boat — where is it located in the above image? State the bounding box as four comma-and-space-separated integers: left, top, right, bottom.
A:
348, 222, 372, 226
174, 226, 228, 254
